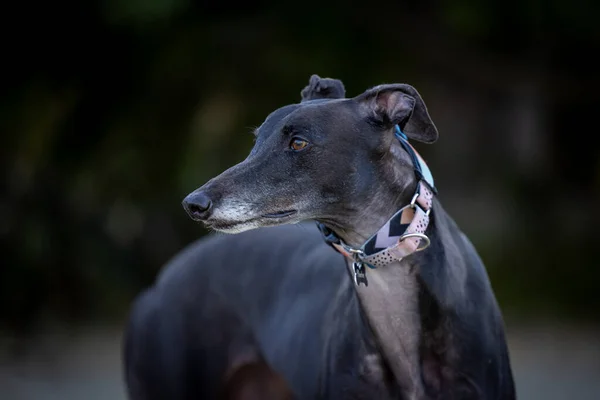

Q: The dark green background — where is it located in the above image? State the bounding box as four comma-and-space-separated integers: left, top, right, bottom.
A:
2, 0, 599, 336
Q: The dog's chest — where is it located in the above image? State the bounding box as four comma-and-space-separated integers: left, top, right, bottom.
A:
324, 351, 395, 399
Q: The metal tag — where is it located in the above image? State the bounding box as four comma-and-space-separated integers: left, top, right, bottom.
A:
353, 261, 368, 286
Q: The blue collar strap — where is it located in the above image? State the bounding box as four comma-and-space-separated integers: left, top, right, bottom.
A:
394, 125, 436, 193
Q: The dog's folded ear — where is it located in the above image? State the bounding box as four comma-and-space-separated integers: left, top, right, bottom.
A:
300, 74, 346, 102
355, 84, 438, 143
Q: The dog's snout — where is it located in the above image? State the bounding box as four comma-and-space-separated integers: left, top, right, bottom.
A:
182, 191, 213, 221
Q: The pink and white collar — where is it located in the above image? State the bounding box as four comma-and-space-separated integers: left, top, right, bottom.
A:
317, 126, 435, 286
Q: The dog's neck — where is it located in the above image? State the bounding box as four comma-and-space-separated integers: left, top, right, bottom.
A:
325, 140, 433, 399
326, 140, 419, 249
342, 194, 432, 399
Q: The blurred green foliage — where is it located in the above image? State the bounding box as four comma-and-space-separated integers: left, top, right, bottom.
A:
1, 0, 599, 333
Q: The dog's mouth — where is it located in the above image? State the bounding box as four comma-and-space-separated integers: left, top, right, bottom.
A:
261, 210, 297, 219
204, 209, 298, 233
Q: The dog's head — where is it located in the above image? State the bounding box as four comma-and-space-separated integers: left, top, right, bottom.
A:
183, 75, 438, 239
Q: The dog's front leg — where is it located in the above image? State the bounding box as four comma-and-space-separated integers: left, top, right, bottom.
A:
350, 261, 425, 400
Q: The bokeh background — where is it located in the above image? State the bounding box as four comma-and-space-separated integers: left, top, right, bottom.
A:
1, 1, 599, 399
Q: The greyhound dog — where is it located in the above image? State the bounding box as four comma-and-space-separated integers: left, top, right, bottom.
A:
124, 75, 516, 399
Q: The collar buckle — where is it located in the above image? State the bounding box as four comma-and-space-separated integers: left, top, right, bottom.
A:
409, 185, 431, 216
409, 191, 420, 208
346, 247, 365, 257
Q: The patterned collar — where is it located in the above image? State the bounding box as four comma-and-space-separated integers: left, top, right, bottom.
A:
317, 125, 435, 286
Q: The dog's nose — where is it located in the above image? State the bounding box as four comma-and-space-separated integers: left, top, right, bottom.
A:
182, 191, 213, 221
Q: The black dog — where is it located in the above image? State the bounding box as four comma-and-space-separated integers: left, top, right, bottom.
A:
124, 75, 516, 399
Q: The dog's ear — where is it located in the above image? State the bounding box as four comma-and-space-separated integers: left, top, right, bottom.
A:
355, 84, 438, 143
300, 74, 346, 102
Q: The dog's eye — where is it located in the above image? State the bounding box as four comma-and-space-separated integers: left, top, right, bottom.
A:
290, 138, 309, 151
